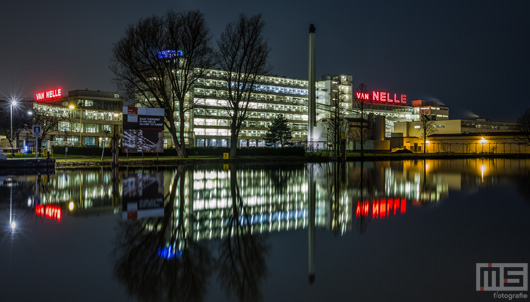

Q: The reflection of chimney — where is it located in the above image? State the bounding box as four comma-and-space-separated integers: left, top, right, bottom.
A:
308, 24, 316, 146
308, 164, 316, 284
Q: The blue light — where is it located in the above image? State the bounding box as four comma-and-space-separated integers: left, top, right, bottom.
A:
23, 145, 30, 154
157, 244, 182, 259
157, 50, 184, 59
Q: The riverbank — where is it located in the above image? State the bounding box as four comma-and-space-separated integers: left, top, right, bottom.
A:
49, 152, 530, 168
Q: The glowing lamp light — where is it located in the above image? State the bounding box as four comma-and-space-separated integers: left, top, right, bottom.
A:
68, 201, 75, 211
479, 137, 487, 143
69, 105, 75, 110
12, 100, 18, 107
10, 221, 16, 230
426, 140, 430, 144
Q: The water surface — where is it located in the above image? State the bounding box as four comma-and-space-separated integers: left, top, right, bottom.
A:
1, 159, 529, 301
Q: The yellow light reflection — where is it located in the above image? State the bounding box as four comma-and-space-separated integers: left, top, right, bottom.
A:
480, 164, 487, 182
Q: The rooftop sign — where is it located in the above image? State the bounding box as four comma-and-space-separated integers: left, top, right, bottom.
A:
355, 90, 407, 105
35, 88, 62, 102
157, 50, 184, 59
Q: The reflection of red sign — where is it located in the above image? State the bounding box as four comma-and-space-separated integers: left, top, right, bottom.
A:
35, 205, 62, 221
355, 91, 407, 105
35, 88, 62, 102
356, 198, 406, 219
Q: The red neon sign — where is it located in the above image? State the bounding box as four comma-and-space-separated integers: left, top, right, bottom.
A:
355, 91, 407, 105
35, 204, 62, 221
35, 88, 62, 102
356, 198, 406, 219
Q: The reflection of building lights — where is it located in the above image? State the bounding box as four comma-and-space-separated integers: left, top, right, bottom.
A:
68, 201, 75, 211
481, 164, 486, 182
35, 205, 62, 221
158, 244, 182, 259
426, 140, 430, 144
479, 137, 487, 143
356, 199, 406, 219
10, 221, 16, 230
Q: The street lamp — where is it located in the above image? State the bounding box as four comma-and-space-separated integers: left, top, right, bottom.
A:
69, 105, 83, 145
10, 100, 18, 157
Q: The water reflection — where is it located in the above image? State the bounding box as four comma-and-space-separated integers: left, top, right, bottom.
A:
114, 166, 213, 302
1, 159, 530, 301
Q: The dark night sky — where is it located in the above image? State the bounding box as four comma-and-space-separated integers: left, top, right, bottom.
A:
1, 0, 528, 121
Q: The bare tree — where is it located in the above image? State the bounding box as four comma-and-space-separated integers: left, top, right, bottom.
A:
516, 108, 530, 146
111, 10, 214, 158
326, 90, 348, 160
352, 83, 369, 157
25, 106, 64, 151
217, 14, 271, 158
418, 111, 437, 153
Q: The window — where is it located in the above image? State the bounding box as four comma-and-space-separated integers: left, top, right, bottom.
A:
84, 137, 96, 145
59, 121, 70, 131
85, 124, 97, 133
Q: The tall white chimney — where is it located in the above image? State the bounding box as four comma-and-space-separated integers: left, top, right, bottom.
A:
308, 24, 316, 148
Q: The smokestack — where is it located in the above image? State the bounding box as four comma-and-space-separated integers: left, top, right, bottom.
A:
308, 24, 316, 148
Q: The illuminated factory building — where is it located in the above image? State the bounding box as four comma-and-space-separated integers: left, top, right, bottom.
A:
18, 70, 525, 154
26, 72, 431, 150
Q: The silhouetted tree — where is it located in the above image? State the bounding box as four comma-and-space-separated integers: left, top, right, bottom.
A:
217, 166, 268, 302
418, 111, 437, 153
516, 108, 530, 146
113, 169, 213, 302
217, 14, 271, 158
264, 114, 292, 147
352, 83, 370, 156
111, 10, 215, 158
326, 90, 348, 160
25, 106, 64, 151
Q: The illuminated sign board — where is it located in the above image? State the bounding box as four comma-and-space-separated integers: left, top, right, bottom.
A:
355, 91, 407, 105
35, 204, 62, 221
157, 49, 184, 59
356, 198, 407, 219
35, 88, 62, 102
122, 107, 165, 153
